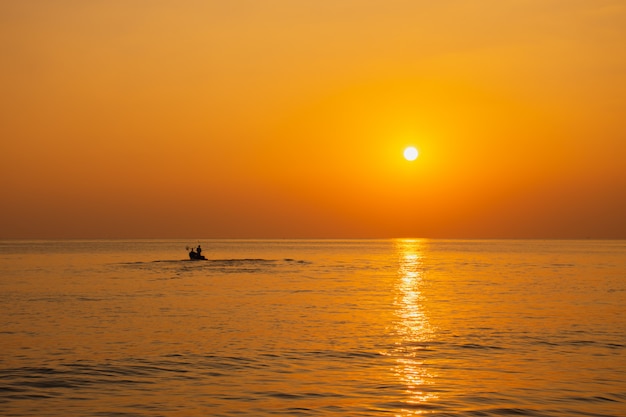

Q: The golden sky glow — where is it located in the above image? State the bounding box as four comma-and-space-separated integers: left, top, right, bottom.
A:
1, 1, 625, 238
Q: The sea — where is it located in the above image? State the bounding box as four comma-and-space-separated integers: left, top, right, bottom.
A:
0, 239, 624, 416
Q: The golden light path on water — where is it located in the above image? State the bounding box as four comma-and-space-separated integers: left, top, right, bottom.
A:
392, 239, 438, 415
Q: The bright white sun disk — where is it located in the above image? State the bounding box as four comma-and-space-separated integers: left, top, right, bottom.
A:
404, 146, 418, 161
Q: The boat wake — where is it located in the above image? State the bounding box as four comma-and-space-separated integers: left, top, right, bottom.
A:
117, 258, 309, 275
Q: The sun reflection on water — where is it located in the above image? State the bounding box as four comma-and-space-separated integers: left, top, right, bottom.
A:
391, 239, 438, 414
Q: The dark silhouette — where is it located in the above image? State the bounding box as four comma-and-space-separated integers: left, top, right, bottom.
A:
188, 244, 206, 260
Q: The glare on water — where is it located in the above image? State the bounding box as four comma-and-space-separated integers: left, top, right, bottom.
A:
392, 239, 439, 412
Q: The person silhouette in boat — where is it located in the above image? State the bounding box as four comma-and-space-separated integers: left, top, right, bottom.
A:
188, 244, 205, 260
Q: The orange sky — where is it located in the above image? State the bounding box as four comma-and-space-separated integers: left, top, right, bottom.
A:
1, 1, 625, 238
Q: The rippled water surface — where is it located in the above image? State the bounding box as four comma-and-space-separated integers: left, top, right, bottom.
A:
1, 239, 625, 416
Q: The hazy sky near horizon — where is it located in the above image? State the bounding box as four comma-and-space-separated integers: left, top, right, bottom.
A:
2, 0, 625, 238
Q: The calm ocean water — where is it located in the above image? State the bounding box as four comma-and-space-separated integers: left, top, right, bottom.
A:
0, 239, 624, 416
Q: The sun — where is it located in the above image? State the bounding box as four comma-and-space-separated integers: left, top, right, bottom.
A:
403, 146, 418, 161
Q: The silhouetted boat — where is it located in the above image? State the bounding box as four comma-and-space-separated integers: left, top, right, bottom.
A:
187, 246, 206, 260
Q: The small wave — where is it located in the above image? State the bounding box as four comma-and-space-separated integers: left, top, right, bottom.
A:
568, 395, 620, 403
460, 343, 505, 350
479, 407, 547, 416
548, 263, 576, 268
375, 400, 444, 410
